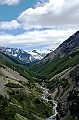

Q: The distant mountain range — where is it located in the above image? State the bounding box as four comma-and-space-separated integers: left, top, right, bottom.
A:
0, 46, 52, 63
0, 31, 79, 64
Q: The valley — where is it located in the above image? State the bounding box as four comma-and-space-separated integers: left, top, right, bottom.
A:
0, 31, 79, 120
0, 65, 53, 120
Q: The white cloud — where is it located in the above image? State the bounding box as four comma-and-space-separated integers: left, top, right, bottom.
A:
0, 29, 76, 50
0, 20, 20, 30
18, 0, 79, 30
0, 0, 79, 50
0, 0, 21, 5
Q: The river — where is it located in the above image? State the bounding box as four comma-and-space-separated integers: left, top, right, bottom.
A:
41, 86, 57, 120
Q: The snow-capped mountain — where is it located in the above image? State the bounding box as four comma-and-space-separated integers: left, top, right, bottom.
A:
3, 48, 51, 63
28, 49, 52, 60
5, 48, 33, 63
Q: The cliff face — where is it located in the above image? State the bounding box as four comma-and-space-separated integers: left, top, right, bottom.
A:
56, 85, 79, 120
56, 64, 79, 120
69, 65, 79, 82
44, 31, 79, 61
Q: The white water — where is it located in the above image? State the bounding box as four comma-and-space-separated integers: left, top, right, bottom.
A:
47, 100, 57, 120
41, 86, 57, 120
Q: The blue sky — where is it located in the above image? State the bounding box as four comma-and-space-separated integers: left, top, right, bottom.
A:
0, 0, 37, 21
0, 0, 79, 51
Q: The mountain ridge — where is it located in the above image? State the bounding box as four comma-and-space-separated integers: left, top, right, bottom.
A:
0, 47, 51, 63
43, 30, 79, 61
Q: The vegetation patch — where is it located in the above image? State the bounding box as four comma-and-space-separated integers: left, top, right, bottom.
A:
6, 83, 23, 88
15, 113, 28, 120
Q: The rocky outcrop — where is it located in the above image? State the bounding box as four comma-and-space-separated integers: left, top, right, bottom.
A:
49, 64, 79, 100
54, 64, 79, 120
56, 83, 79, 120
68, 87, 79, 117
69, 64, 79, 82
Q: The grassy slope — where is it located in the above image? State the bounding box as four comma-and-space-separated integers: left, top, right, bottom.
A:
0, 52, 34, 82
0, 52, 53, 120
29, 50, 79, 81
0, 80, 52, 120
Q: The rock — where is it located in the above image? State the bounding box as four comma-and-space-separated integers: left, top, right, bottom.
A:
56, 101, 62, 111
56, 86, 79, 119
59, 108, 67, 117
56, 113, 60, 120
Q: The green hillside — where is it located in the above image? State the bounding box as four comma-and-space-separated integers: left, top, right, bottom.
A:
0, 52, 53, 120
0, 52, 23, 64
0, 52, 34, 82
29, 50, 79, 81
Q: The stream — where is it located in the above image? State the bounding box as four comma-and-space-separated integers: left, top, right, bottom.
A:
41, 87, 57, 120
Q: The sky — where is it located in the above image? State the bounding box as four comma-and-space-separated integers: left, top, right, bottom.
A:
0, 0, 79, 51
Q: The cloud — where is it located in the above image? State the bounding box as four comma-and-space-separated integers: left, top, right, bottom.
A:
35, 0, 49, 7
0, 0, 79, 50
0, 0, 21, 6
18, 0, 79, 30
0, 29, 76, 50
0, 20, 20, 30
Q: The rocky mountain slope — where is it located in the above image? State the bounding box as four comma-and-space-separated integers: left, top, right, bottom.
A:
55, 64, 79, 120
44, 30, 79, 61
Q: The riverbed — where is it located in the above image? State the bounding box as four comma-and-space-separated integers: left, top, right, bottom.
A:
41, 86, 57, 120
